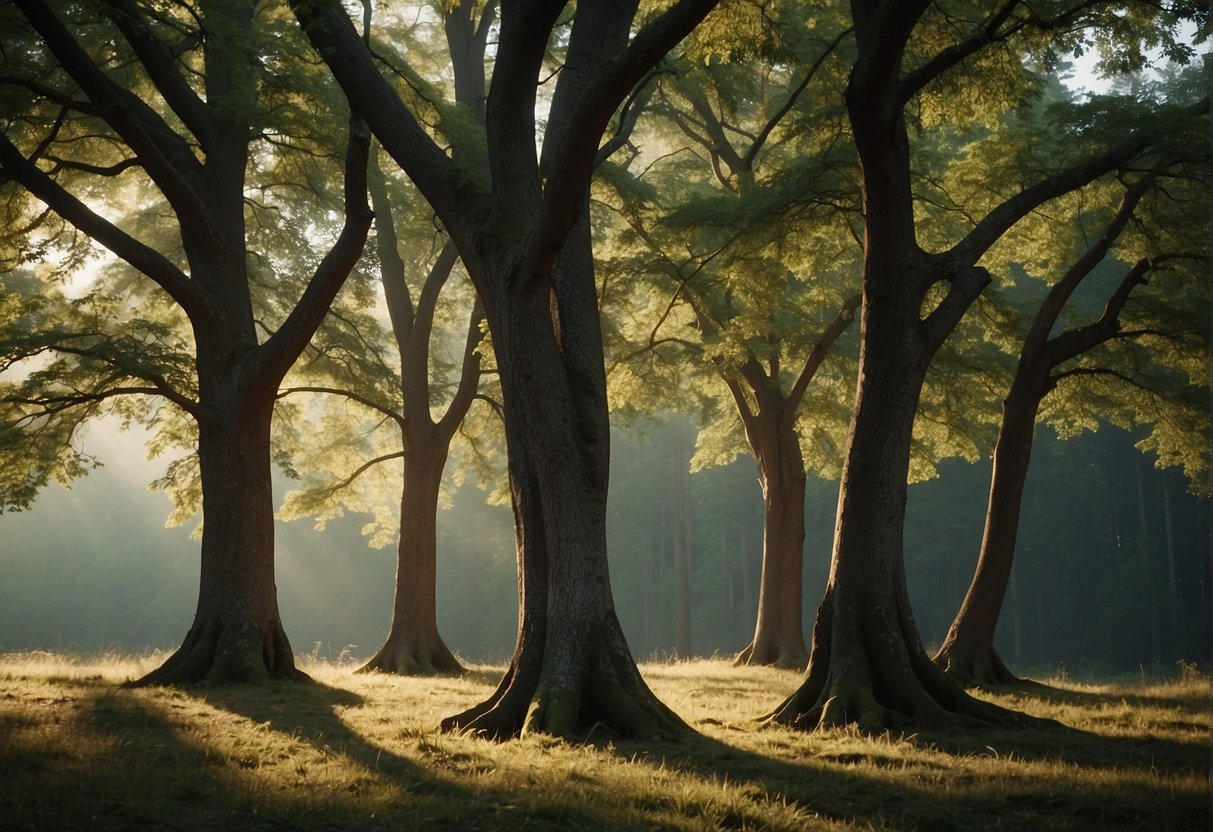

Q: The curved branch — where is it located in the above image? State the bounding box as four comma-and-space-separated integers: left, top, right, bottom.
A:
897, 0, 1027, 106
743, 26, 853, 169
290, 0, 468, 245
304, 450, 408, 500
523, 0, 721, 282
436, 300, 486, 438
105, 0, 213, 148
946, 128, 1161, 268
254, 116, 373, 391
44, 155, 142, 177
15, 0, 215, 238
0, 130, 205, 317
782, 292, 860, 427
0, 75, 98, 113
276, 385, 405, 430
1049, 365, 1157, 394
472, 392, 505, 423
7, 384, 184, 423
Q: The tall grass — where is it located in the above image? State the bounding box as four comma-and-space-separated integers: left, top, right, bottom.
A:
1, 652, 1208, 830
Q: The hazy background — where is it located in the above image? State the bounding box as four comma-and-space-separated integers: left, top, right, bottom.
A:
1, 417, 1207, 676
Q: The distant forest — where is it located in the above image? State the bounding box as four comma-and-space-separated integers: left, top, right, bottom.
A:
3, 418, 1206, 675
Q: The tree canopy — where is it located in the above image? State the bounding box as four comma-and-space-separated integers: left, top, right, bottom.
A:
0, 0, 1206, 743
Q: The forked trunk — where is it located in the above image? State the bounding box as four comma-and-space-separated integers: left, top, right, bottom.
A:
441, 262, 684, 741
127, 396, 303, 686
360, 442, 463, 675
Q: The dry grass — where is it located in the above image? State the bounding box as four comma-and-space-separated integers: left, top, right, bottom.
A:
1, 651, 1208, 830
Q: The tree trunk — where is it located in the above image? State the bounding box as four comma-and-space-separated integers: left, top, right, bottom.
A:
762, 0, 1063, 731
359, 441, 464, 675
128, 394, 304, 686
441, 247, 685, 741
736, 416, 809, 668
765, 293, 1021, 729
671, 420, 693, 658
290, 0, 719, 740
933, 378, 1042, 687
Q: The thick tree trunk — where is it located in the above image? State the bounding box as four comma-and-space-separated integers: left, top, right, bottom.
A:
762, 0, 1054, 732
765, 300, 1020, 729
291, 0, 718, 740
441, 253, 685, 741
933, 385, 1041, 686
127, 395, 303, 686
359, 442, 463, 675
736, 424, 809, 669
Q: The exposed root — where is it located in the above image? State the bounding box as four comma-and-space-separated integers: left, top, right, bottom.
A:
441, 662, 533, 740
933, 643, 1040, 690
443, 630, 690, 743
358, 638, 464, 676
123, 620, 307, 688
764, 649, 1055, 734
734, 640, 809, 670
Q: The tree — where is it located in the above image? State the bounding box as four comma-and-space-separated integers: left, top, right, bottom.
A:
933, 82, 1210, 686
0, 0, 371, 684
294, 0, 721, 739
277, 3, 500, 676
596, 6, 863, 668
280, 164, 487, 676
765, 0, 1204, 730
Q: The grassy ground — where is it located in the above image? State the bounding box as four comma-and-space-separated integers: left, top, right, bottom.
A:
0, 652, 1208, 831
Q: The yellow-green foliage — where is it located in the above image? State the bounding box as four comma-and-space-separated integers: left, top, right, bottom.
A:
1, 653, 1208, 831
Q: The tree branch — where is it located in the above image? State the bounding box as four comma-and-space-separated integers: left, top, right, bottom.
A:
104, 0, 213, 148
7, 385, 181, 424
0, 130, 205, 317
290, 0, 469, 245
436, 300, 487, 438
946, 129, 1162, 268
744, 26, 853, 169
15, 0, 215, 239
782, 293, 860, 427
897, 0, 1027, 106
277, 384, 405, 429
253, 116, 373, 391
522, 0, 721, 283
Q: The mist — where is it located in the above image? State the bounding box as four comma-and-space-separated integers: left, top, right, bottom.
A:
1, 416, 1206, 676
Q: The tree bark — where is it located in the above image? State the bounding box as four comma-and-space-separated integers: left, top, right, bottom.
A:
735, 410, 809, 668
441, 267, 684, 739
359, 441, 463, 675
933, 375, 1043, 687
765, 0, 1024, 731
934, 178, 1161, 688
294, 0, 719, 739
129, 390, 303, 685
764, 272, 1021, 729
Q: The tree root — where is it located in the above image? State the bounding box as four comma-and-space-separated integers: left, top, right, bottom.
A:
123, 620, 307, 688
358, 638, 464, 676
765, 652, 1056, 733
734, 639, 809, 670
442, 629, 689, 742
933, 643, 1044, 691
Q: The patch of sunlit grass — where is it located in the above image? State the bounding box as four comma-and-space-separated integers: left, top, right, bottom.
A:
1, 654, 1208, 831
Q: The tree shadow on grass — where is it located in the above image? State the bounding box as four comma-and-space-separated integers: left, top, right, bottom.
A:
606, 711, 1209, 832
986, 676, 1210, 711
3, 678, 280, 830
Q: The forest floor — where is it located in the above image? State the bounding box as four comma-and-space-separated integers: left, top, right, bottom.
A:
0, 652, 1208, 831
